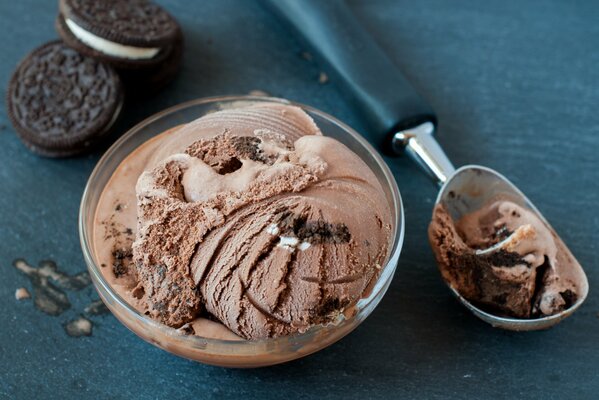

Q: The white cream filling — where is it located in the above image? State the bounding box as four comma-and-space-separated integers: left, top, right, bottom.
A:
266, 223, 280, 235
278, 236, 299, 250
297, 242, 311, 251
277, 235, 311, 252
65, 18, 160, 60
269, 225, 311, 251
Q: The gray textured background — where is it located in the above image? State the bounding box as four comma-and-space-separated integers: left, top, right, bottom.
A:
1, 0, 598, 399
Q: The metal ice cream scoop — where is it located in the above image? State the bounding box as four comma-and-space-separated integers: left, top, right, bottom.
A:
263, 0, 588, 330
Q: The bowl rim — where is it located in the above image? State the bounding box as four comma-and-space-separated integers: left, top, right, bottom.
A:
79, 95, 405, 349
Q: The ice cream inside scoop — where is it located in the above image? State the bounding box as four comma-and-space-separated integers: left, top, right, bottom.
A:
94, 103, 391, 340
428, 199, 581, 318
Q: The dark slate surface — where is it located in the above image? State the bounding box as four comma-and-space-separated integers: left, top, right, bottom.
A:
1, 0, 598, 399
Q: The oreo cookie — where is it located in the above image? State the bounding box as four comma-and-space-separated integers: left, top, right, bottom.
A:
56, 0, 183, 73
7, 41, 123, 157
116, 27, 184, 95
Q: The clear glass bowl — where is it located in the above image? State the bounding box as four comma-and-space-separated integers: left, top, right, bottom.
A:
79, 96, 404, 367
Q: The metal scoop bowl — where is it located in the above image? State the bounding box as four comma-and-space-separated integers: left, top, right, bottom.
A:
395, 122, 589, 330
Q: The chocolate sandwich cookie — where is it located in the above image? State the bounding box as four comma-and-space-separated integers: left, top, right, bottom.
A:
116, 27, 184, 95
56, 0, 182, 70
7, 41, 123, 157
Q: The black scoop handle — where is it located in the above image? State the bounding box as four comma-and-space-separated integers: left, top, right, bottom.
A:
261, 0, 436, 151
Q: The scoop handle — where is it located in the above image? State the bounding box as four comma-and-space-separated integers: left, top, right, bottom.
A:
262, 0, 436, 152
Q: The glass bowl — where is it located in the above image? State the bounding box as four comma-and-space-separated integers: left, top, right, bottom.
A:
79, 96, 404, 367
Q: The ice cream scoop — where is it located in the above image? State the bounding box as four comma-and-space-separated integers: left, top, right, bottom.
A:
384, 120, 587, 330
428, 165, 588, 329
264, 0, 588, 329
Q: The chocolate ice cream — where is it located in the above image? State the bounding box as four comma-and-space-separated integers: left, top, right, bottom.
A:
93, 103, 391, 340
429, 199, 581, 318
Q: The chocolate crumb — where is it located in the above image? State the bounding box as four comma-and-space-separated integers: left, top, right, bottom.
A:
112, 248, 132, 278
113, 263, 127, 277
115, 203, 122, 212
531, 257, 551, 317
279, 215, 351, 244
559, 289, 577, 309
114, 249, 130, 260
84, 299, 109, 316
484, 249, 530, 268
314, 297, 349, 319
230, 136, 263, 162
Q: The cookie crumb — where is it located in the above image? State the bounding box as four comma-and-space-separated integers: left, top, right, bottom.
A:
15, 287, 31, 300
301, 51, 313, 61
248, 90, 270, 97
64, 317, 92, 337
84, 299, 109, 316
112, 248, 133, 277
318, 72, 329, 84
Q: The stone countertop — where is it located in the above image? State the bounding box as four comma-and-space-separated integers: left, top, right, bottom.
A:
1, 0, 598, 399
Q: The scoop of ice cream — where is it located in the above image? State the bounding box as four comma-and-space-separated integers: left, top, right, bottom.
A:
428, 200, 579, 318
131, 104, 391, 339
